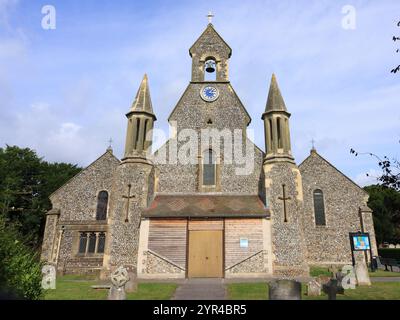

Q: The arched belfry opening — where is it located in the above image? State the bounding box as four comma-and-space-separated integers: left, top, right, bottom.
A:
204, 58, 217, 81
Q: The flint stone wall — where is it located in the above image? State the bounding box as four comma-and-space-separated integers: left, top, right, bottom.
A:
50, 150, 120, 221
41, 150, 119, 271
143, 251, 184, 274
264, 161, 309, 277
299, 151, 378, 265
226, 250, 268, 274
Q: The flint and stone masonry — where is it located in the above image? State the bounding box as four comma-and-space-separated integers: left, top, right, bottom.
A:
41, 23, 377, 279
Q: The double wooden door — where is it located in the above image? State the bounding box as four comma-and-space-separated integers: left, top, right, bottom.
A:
188, 230, 223, 278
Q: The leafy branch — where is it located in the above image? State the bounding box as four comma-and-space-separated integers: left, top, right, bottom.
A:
391, 20, 400, 74
350, 146, 400, 191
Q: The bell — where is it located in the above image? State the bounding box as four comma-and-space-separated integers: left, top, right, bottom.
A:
205, 60, 216, 73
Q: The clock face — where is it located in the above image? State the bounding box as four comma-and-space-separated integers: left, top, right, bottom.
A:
200, 86, 219, 102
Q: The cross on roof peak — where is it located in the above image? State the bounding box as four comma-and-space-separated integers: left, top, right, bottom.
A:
107, 138, 113, 153
206, 11, 214, 24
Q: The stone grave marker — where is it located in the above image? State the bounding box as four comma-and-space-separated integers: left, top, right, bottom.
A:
269, 279, 302, 300
306, 279, 321, 296
107, 266, 129, 300
323, 279, 340, 300
355, 261, 371, 286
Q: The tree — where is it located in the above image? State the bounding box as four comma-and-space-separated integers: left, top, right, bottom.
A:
0, 215, 43, 299
364, 185, 400, 245
0, 145, 81, 248
350, 145, 400, 191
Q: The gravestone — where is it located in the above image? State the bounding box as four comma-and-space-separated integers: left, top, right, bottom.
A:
323, 279, 339, 300
316, 275, 330, 287
107, 266, 129, 300
122, 264, 137, 293
125, 270, 137, 293
334, 272, 345, 294
307, 279, 321, 296
355, 261, 371, 286
269, 280, 302, 300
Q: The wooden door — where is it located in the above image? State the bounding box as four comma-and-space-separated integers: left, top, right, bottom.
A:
188, 230, 223, 278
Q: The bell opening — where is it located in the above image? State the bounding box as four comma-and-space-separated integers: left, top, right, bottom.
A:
205, 60, 216, 73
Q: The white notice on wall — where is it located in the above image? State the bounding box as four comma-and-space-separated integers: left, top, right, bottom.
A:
240, 238, 249, 248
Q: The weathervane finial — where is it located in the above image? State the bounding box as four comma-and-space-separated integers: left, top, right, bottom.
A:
206, 11, 214, 24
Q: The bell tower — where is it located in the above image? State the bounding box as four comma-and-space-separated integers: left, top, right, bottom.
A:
189, 23, 231, 82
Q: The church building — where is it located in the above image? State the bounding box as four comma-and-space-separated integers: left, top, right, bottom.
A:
41, 22, 378, 279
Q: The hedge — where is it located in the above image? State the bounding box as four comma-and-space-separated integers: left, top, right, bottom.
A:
378, 248, 400, 260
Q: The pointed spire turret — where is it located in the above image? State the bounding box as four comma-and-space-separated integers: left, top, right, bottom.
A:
123, 74, 157, 161
263, 73, 288, 114
128, 74, 156, 117
262, 74, 294, 164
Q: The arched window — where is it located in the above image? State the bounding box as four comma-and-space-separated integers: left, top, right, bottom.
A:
88, 232, 97, 253
269, 118, 273, 149
96, 191, 108, 220
78, 232, 87, 254
313, 189, 326, 226
203, 149, 216, 186
134, 118, 140, 149
204, 58, 217, 81
277, 117, 282, 148
97, 232, 106, 254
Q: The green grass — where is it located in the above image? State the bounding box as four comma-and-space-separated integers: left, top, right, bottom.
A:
369, 270, 400, 277
227, 282, 400, 300
309, 266, 332, 277
126, 283, 177, 300
228, 283, 269, 300
310, 266, 400, 278
44, 276, 177, 300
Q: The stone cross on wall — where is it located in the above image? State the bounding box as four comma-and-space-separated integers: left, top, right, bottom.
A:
278, 184, 291, 223
122, 184, 135, 223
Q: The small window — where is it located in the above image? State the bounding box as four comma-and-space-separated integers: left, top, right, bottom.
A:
203, 149, 216, 186
134, 118, 140, 149
97, 232, 106, 253
96, 191, 108, 220
277, 117, 282, 148
88, 233, 96, 253
78, 233, 87, 254
313, 189, 326, 226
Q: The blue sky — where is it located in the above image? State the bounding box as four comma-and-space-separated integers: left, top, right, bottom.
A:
0, 0, 399, 186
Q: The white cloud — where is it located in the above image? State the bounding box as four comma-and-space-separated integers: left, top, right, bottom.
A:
0, 0, 399, 181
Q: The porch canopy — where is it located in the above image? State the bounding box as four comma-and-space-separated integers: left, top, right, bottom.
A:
142, 194, 269, 218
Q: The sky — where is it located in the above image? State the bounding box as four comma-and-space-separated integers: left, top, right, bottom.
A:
0, 0, 399, 187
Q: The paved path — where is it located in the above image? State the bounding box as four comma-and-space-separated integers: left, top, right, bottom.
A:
371, 277, 400, 282
172, 279, 227, 300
